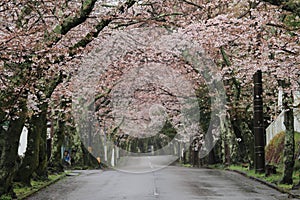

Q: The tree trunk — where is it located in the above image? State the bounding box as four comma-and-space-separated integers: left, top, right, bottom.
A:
14, 117, 40, 186
280, 91, 295, 184
0, 99, 27, 197
15, 102, 48, 184
49, 115, 65, 173
35, 104, 48, 180
206, 122, 217, 165
231, 119, 248, 163
207, 148, 216, 165
241, 121, 255, 167
40, 72, 64, 173
81, 143, 99, 168
221, 113, 235, 165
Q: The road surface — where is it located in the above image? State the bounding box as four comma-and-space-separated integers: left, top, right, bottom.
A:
27, 156, 296, 200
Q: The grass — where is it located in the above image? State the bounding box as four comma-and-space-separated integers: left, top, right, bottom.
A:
227, 164, 300, 190
182, 163, 193, 168
13, 172, 66, 199
0, 195, 12, 200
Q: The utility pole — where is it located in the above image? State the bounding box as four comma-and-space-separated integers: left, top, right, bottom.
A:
253, 70, 265, 173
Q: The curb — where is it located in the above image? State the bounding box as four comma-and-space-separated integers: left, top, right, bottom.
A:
176, 164, 300, 198
226, 169, 300, 199
17, 173, 67, 200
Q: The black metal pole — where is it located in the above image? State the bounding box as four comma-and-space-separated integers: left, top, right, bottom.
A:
253, 70, 265, 173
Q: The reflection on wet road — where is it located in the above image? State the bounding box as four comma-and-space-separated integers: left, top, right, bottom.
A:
28, 156, 295, 200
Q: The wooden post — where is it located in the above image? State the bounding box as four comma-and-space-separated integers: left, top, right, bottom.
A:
253, 70, 265, 173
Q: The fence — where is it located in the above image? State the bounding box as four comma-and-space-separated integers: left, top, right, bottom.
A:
266, 108, 300, 145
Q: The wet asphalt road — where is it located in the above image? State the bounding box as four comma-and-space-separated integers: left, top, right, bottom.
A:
27, 156, 297, 200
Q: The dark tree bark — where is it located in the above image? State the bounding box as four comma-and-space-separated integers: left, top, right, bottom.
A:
221, 114, 234, 165
15, 101, 49, 184
280, 91, 295, 184
207, 148, 216, 165
35, 105, 49, 180
16, 71, 63, 183
15, 113, 41, 186
231, 119, 255, 165
49, 101, 67, 173
81, 143, 99, 168
34, 73, 63, 179
262, 0, 300, 16
0, 98, 27, 197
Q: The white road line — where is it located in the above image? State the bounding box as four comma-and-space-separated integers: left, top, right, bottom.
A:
147, 156, 154, 169
147, 156, 160, 198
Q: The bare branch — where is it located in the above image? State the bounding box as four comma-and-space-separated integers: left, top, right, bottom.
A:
181, 0, 204, 9
266, 22, 300, 32
281, 48, 297, 55
237, 1, 260, 19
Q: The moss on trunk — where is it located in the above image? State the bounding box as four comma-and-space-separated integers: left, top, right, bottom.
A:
0, 99, 27, 197
49, 114, 65, 173
15, 101, 49, 184
281, 91, 295, 184
35, 104, 48, 180
14, 120, 39, 186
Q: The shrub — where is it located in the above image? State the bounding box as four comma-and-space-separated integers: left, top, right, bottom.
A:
265, 131, 300, 165
266, 132, 285, 164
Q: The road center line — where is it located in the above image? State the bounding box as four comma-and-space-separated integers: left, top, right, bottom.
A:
147, 156, 160, 198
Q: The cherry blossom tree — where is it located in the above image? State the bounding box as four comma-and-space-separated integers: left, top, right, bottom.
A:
85, 0, 299, 166
0, 0, 299, 197
0, 0, 136, 196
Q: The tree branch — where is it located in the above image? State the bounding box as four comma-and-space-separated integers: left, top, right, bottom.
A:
113, 12, 183, 29
181, 0, 204, 9
238, 1, 260, 19
47, 0, 98, 46
69, 18, 112, 55
45, 71, 65, 98
266, 22, 300, 32
220, 46, 231, 66
281, 48, 297, 55
261, 0, 300, 15
113, 20, 141, 29
69, 0, 137, 54
60, 0, 98, 35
